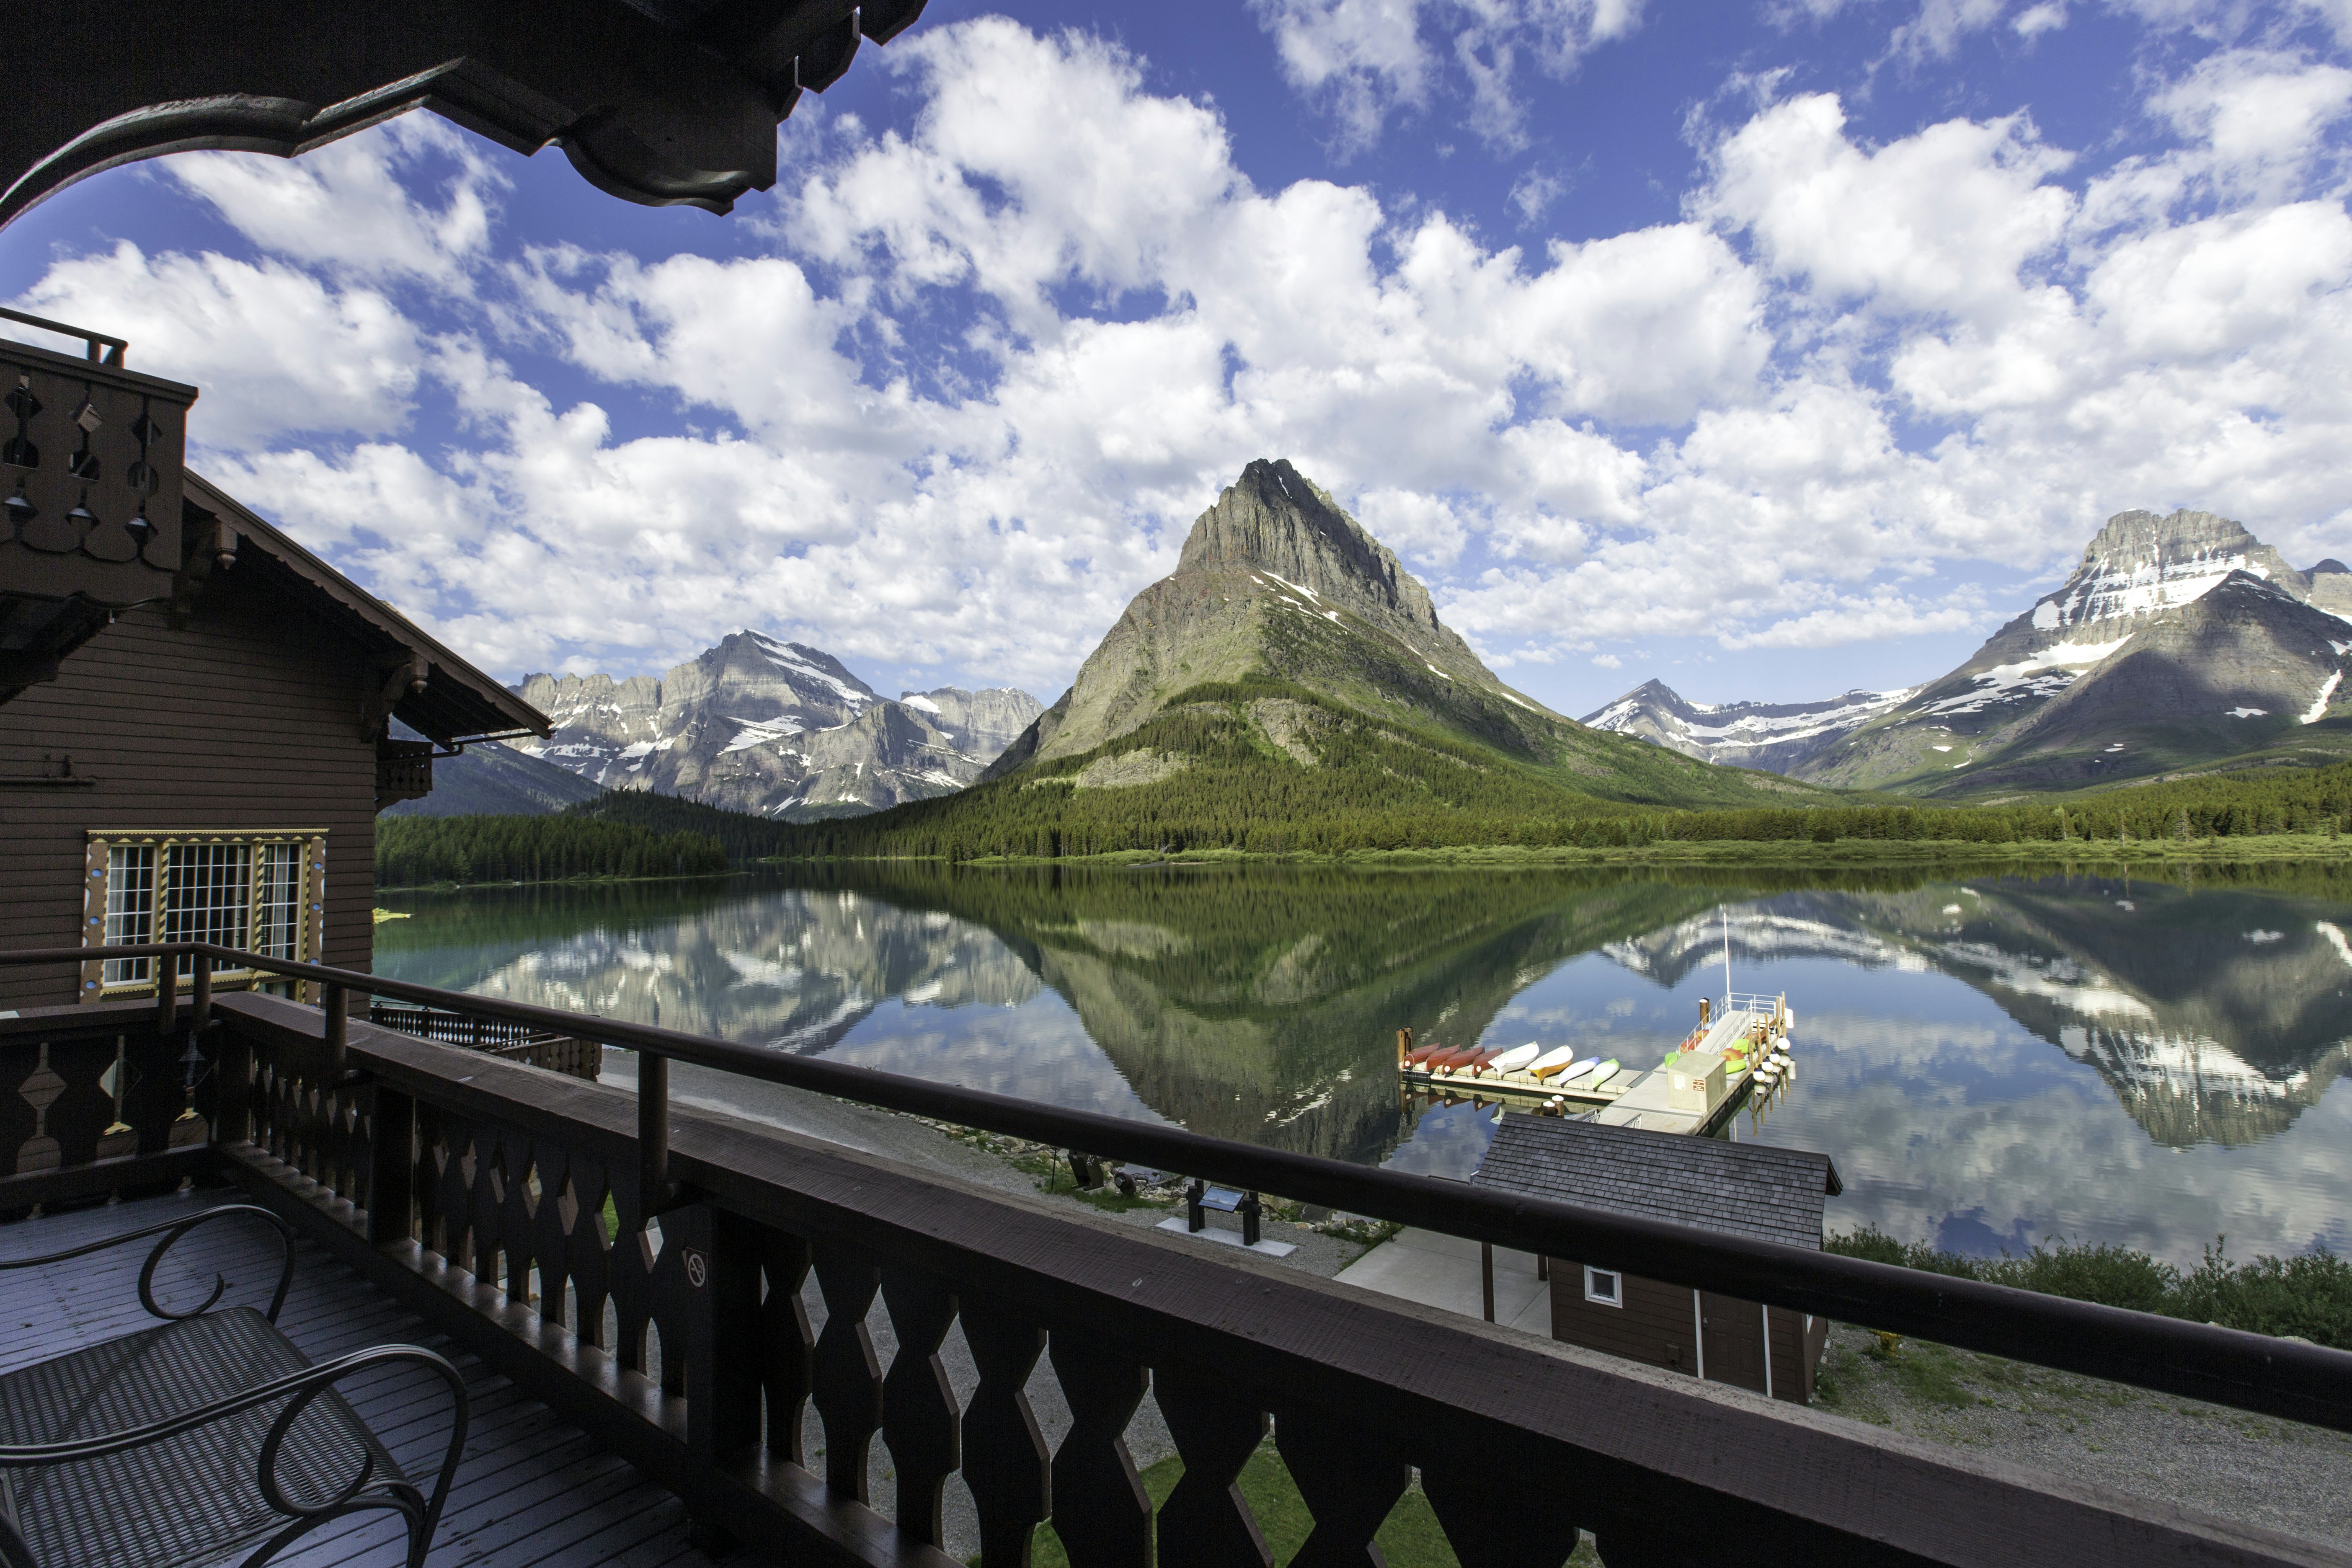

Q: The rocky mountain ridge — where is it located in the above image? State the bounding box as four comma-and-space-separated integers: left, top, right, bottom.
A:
1588, 508, 2352, 793
511, 631, 1042, 820
977, 457, 1836, 812
1582, 680, 1917, 772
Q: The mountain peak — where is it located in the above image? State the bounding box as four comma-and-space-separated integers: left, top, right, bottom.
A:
1177, 458, 1442, 637
2032, 507, 2300, 635
2081, 507, 2261, 562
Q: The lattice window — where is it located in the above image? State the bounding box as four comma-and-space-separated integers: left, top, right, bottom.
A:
102, 843, 155, 986
81, 831, 326, 999
164, 841, 251, 974
254, 841, 303, 961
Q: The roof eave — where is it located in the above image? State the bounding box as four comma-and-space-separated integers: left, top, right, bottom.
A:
181, 472, 551, 744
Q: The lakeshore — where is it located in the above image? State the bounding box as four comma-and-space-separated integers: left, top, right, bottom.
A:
772, 831, 2352, 871
374, 832, 2352, 892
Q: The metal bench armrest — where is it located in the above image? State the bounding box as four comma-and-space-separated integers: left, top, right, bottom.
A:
0, 1204, 294, 1323
0, 1344, 468, 1546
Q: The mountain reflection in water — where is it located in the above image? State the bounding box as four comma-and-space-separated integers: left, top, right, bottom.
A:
377, 861, 2352, 1265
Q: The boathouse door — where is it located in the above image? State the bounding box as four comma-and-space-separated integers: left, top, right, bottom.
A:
1698, 1291, 1769, 1395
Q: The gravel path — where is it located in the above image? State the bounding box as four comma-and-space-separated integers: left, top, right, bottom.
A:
1812, 1323, 2352, 1553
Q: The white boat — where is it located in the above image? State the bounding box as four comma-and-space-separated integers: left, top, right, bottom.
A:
1487, 1043, 1542, 1074
1549, 1056, 1603, 1085
1527, 1046, 1579, 1077
1581, 1057, 1621, 1088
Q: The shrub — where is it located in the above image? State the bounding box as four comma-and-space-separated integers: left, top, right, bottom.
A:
1823, 1230, 2351, 1350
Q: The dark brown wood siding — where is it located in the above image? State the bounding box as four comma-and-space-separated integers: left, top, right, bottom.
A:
0, 576, 377, 1008
1550, 1263, 1822, 1404
1549, 1261, 1699, 1375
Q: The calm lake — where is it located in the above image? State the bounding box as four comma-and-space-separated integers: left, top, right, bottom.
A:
375, 861, 2352, 1266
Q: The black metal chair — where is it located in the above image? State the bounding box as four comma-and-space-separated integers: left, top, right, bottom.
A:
0, 1205, 467, 1568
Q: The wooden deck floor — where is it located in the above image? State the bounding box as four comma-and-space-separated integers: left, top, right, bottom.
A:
1, 1187, 739, 1568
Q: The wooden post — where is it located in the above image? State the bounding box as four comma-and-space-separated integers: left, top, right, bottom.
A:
154, 956, 178, 1036
1482, 1242, 1495, 1323
1395, 1027, 1412, 1067
367, 1084, 415, 1245
640, 1050, 672, 1218
682, 1204, 762, 1470
190, 961, 211, 1033
217, 1018, 252, 1147
323, 982, 347, 1072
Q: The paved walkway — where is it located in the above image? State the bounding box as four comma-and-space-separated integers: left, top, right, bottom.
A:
1333, 1227, 1553, 1336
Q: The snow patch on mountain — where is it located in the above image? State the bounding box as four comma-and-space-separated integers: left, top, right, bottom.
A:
1926, 636, 2133, 717
2301, 670, 2342, 725
723, 716, 808, 753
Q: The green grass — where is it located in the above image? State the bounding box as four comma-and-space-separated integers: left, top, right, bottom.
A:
1872, 1337, 1978, 1410
1003, 1441, 1465, 1568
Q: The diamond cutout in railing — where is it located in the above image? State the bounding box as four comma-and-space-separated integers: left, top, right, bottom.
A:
429, 1134, 450, 1178
457, 1139, 478, 1191
640, 1214, 664, 1270
589, 1182, 615, 1252
555, 1175, 580, 1235
522, 1160, 544, 1219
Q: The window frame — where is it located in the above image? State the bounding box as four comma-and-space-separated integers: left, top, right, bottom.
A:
80, 830, 328, 1002
1583, 1265, 1623, 1307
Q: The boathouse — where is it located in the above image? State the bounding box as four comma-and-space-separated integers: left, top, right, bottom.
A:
0, 323, 548, 1010
1472, 1114, 1843, 1403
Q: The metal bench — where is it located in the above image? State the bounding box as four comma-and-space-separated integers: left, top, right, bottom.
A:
0, 1205, 467, 1568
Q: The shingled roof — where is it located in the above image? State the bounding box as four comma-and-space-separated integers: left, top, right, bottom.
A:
1471, 1116, 1842, 1253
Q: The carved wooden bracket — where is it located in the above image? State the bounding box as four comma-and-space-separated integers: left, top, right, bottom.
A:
362, 649, 431, 741
2, 0, 930, 231
166, 511, 240, 624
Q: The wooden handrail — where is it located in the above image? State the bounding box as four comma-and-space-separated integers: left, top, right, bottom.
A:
207, 990, 2336, 1567
7, 940, 2351, 1436
0, 305, 128, 364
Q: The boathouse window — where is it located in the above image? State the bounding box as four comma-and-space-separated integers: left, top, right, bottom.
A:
83, 832, 326, 997
1584, 1266, 1623, 1307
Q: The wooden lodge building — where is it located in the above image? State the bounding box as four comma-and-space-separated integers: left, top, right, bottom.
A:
0, 323, 548, 1013
1473, 1114, 1843, 1404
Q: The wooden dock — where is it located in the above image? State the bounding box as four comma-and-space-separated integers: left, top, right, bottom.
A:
1394, 995, 1793, 1139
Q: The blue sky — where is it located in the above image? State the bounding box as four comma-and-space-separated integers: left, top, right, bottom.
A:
9, 0, 2352, 718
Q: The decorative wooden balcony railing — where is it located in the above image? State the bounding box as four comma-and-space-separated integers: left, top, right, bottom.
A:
366, 1002, 601, 1081
4, 942, 2350, 1568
